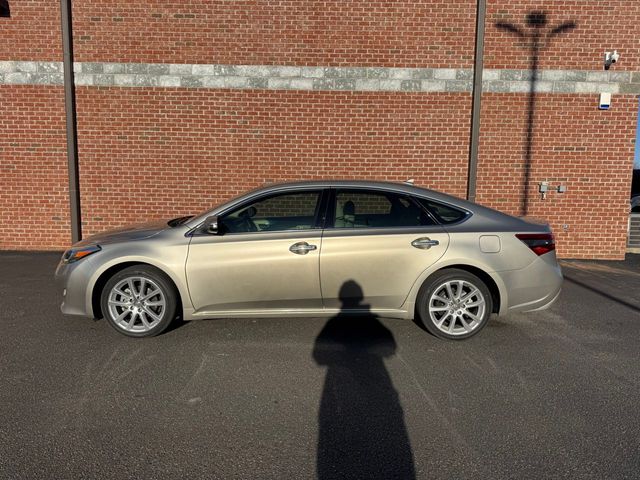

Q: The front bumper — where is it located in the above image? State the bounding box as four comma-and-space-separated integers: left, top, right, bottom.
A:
54, 256, 96, 317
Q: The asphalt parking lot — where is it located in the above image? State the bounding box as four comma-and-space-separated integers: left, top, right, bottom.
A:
1, 252, 639, 480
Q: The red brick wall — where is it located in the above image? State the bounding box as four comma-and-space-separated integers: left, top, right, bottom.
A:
0, 0, 61, 61
0, 86, 70, 250
476, 93, 637, 259
1, 0, 638, 259
71, 0, 477, 67
485, 0, 640, 71
75, 88, 471, 237
0, 1, 67, 250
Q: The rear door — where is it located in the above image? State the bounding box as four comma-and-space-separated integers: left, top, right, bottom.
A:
320, 188, 450, 310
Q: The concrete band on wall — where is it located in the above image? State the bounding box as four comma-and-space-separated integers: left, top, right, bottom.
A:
1, 61, 640, 94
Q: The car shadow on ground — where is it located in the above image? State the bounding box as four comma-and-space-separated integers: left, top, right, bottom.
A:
312, 280, 416, 480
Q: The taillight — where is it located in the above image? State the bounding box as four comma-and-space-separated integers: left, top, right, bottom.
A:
515, 233, 555, 256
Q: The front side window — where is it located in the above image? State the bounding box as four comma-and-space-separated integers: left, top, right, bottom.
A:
332, 190, 435, 228
220, 191, 321, 233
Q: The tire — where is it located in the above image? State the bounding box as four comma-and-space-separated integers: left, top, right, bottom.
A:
100, 265, 177, 338
416, 269, 493, 340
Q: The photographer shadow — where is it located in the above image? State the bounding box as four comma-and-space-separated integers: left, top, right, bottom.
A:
312, 280, 415, 480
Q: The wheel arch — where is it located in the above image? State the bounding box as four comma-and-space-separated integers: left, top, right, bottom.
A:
90, 260, 185, 320
429, 265, 501, 314
403, 260, 508, 317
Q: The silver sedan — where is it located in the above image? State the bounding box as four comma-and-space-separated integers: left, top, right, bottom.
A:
55, 181, 563, 339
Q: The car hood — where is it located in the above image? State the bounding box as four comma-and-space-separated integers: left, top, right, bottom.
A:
74, 220, 169, 247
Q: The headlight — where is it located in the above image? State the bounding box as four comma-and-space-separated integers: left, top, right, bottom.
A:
62, 245, 101, 264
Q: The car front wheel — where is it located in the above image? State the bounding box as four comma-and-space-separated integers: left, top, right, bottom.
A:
100, 266, 177, 338
417, 269, 493, 340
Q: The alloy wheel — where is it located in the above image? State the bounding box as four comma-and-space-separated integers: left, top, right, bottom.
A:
107, 276, 166, 333
428, 280, 486, 336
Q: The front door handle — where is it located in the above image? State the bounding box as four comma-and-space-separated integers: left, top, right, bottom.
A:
289, 242, 318, 255
411, 237, 439, 249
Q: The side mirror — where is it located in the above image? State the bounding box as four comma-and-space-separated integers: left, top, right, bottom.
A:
203, 215, 219, 235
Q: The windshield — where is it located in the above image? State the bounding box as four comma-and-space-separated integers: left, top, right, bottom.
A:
167, 216, 194, 227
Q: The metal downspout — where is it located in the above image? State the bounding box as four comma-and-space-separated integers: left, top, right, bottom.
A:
467, 0, 486, 203
60, 0, 82, 242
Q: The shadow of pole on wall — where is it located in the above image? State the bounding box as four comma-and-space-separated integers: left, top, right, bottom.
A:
312, 280, 415, 480
0, 0, 10, 17
495, 12, 576, 215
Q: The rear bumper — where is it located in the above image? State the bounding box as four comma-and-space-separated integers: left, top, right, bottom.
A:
498, 254, 563, 314
521, 287, 562, 312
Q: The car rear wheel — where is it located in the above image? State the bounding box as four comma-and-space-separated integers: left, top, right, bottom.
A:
417, 269, 492, 340
100, 266, 177, 338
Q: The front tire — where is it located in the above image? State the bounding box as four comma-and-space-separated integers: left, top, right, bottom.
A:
100, 266, 177, 338
416, 269, 493, 340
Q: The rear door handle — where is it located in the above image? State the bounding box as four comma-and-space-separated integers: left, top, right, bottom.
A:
411, 237, 439, 249
289, 242, 317, 255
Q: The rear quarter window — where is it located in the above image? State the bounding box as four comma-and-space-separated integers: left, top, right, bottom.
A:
416, 198, 469, 225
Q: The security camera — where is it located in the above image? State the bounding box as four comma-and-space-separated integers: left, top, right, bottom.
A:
604, 50, 620, 70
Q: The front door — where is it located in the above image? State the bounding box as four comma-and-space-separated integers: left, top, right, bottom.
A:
186, 189, 325, 313
320, 188, 450, 310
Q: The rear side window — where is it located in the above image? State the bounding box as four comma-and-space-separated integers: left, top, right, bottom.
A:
332, 190, 436, 228
416, 198, 469, 225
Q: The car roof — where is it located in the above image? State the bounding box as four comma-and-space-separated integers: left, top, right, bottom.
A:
186, 179, 502, 229
249, 180, 476, 208
240, 181, 547, 232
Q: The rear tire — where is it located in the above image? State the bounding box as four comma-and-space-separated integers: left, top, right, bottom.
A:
100, 265, 177, 338
416, 269, 493, 340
